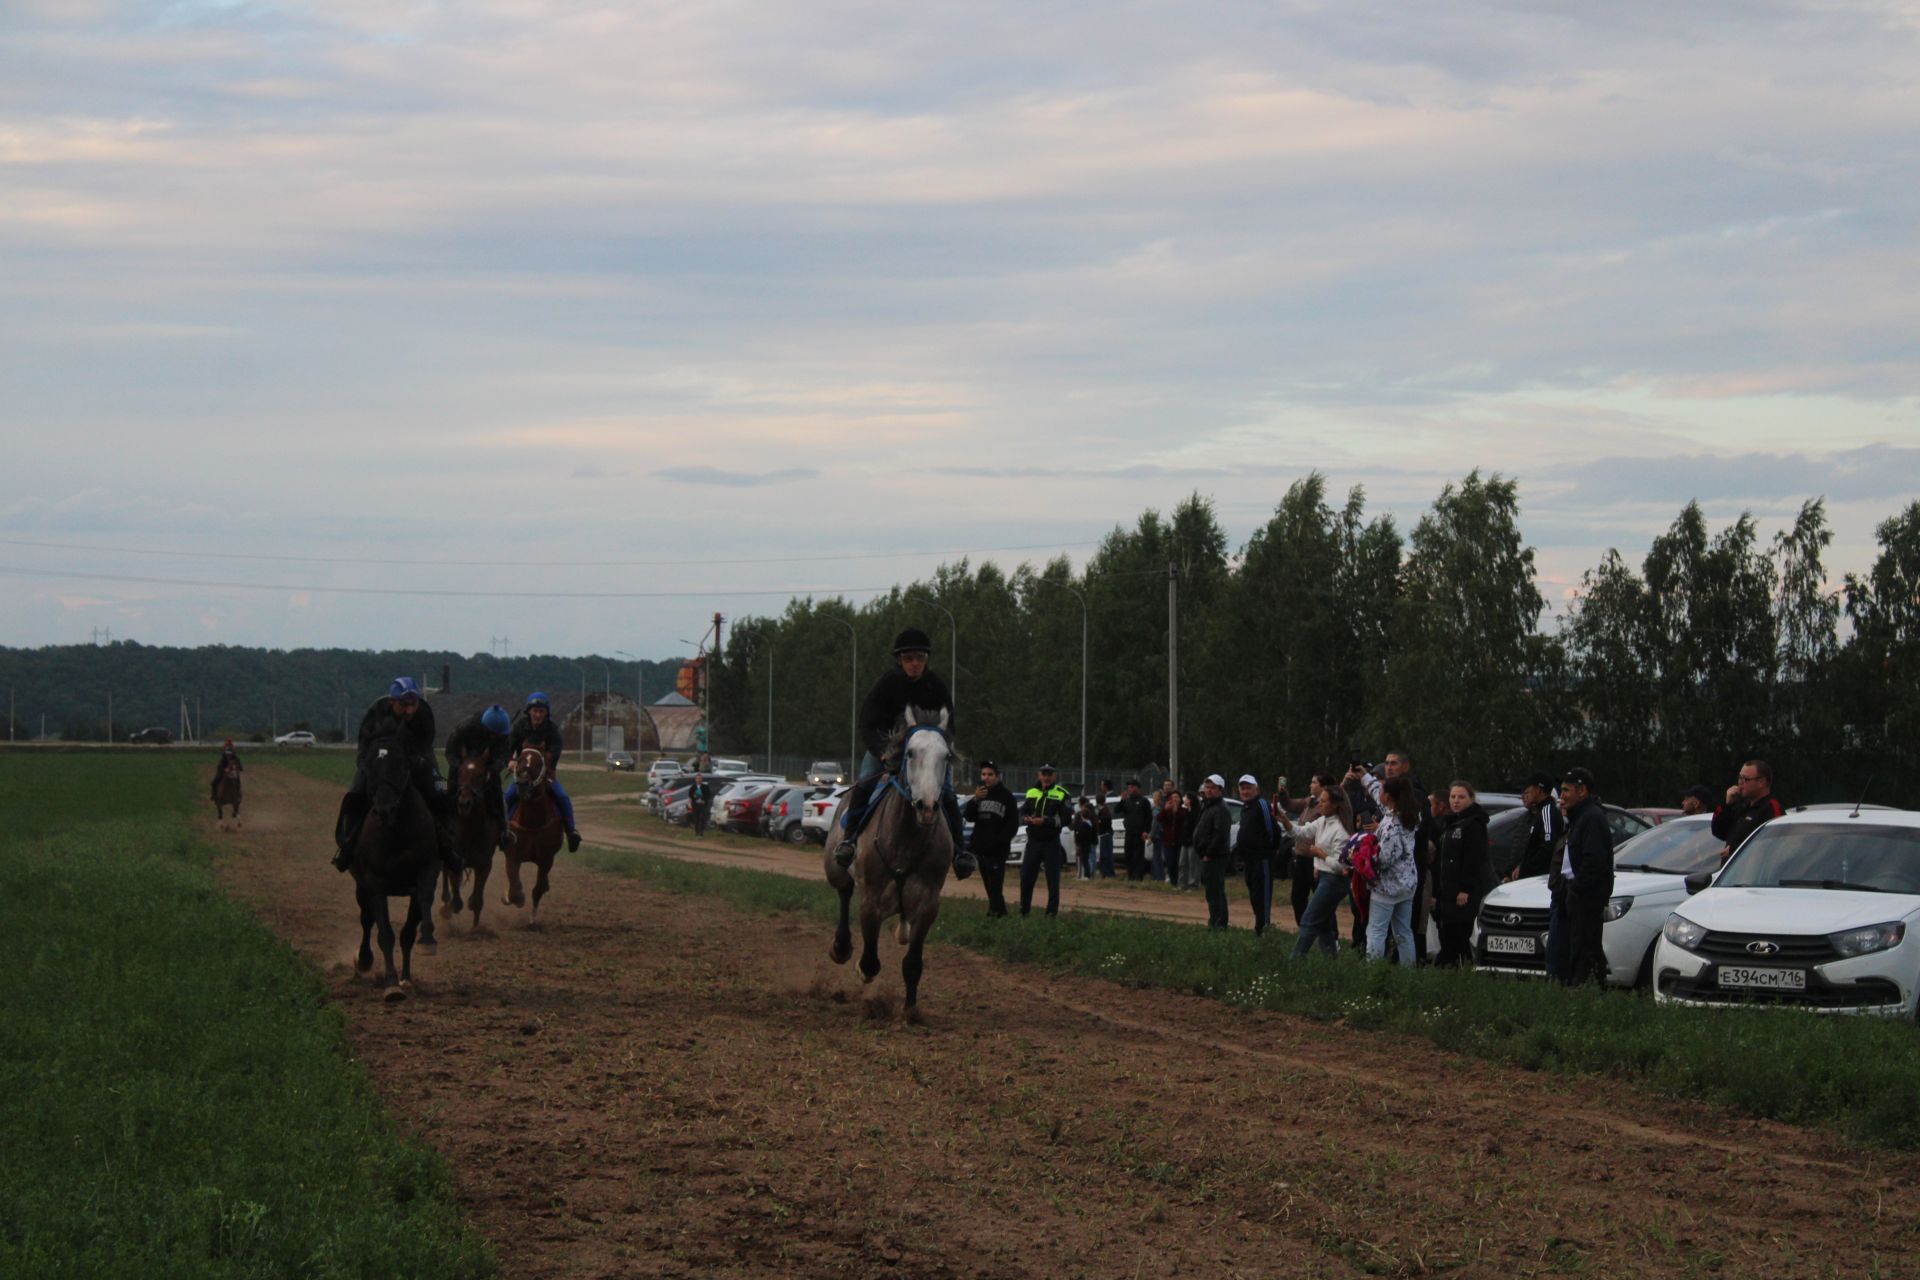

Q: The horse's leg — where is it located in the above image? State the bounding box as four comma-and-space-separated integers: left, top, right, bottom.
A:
398, 890, 424, 988
469, 853, 491, 930
376, 891, 399, 987
529, 850, 552, 921
900, 875, 943, 1009
355, 884, 376, 974
503, 850, 527, 907
857, 867, 884, 983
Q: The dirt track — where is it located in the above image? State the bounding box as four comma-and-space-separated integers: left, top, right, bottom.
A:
216, 766, 1920, 1278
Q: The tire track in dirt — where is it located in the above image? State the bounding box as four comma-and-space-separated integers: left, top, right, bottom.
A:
214, 766, 1920, 1279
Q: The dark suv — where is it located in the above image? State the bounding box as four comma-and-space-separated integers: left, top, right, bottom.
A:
127, 727, 173, 745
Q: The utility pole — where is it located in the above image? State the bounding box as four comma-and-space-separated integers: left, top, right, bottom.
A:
107, 689, 112, 744
1167, 561, 1179, 789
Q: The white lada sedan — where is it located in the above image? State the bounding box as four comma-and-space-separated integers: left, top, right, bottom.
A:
1473, 815, 1726, 987
1654, 808, 1920, 1016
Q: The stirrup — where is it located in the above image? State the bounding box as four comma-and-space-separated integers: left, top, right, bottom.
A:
565, 829, 582, 853
331, 846, 352, 873
499, 829, 518, 850
951, 846, 976, 880
833, 836, 857, 868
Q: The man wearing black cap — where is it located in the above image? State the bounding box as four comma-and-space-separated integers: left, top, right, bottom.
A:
1192, 774, 1235, 930
964, 761, 1019, 916
1018, 765, 1072, 917
1557, 766, 1615, 986
1678, 784, 1714, 817
833, 627, 973, 878
1513, 771, 1563, 881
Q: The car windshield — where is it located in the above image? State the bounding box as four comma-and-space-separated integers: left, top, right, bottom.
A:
1611, 821, 1724, 875
1715, 822, 1920, 894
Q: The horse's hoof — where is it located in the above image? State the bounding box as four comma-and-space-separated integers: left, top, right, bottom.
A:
355, 953, 373, 974
829, 940, 852, 966
383, 986, 407, 1004
419, 941, 437, 956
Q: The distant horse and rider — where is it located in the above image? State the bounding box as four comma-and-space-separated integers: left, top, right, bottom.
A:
211, 738, 243, 830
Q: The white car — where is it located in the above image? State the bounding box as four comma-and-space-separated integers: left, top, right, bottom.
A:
646, 759, 684, 788
1473, 815, 1726, 987
802, 786, 850, 842
1654, 808, 1920, 1016
274, 730, 317, 748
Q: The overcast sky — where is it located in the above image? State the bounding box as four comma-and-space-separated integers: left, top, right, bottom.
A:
2, 0, 1915, 659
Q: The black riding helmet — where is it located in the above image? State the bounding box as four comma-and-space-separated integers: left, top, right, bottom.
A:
892, 627, 933, 655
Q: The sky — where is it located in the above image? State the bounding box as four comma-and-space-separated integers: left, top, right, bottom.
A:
2, 0, 1916, 659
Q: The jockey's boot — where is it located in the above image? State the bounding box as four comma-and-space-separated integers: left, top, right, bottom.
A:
834, 777, 877, 868
331, 843, 353, 873
499, 828, 518, 851
832, 832, 858, 868
944, 793, 974, 880
566, 829, 582, 853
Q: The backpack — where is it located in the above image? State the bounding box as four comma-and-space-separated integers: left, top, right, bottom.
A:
1344, 830, 1381, 887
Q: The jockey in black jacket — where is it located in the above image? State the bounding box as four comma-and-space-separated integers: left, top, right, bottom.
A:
332, 676, 455, 873
210, 738, 242, 798
832, 627, 971, 878
506, 691, 581, 852
444, 702, 518, 851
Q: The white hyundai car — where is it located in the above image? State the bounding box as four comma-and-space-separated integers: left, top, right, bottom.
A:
1653, 807, 1920, 1016
1473, 814, 1726, 987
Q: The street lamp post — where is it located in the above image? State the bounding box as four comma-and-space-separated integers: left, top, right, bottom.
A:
746, 634, 774, 772
597, 659, 612, 753
906, 594, 958, 721
1034, 580, 1087, 794
823, 615, 857, 771
572, 663, 589, 755
614, 650, 646, 753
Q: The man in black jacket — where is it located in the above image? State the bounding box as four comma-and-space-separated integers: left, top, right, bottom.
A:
1234, 774, 1278, 934
1710, 759, 1785, 861
506, 692, 581, 852
332, 676, 453, 872
1558, 766, 1615, 986
1515, 771, 1563, 880
1191, 774, 1234, 929
963, 761, 1019, 917
833, 628, 971, 877
1095, 779, 1117, 878
1019, 766, 1072, 916
1118, 779, 1153, 883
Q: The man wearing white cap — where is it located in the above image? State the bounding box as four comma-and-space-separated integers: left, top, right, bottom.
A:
1234, 774, 1279, 935
1190, 774, 1235, 930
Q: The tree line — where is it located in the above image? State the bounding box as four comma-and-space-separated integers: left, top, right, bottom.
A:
0, 645, 682, 746
708, 475, 1920, 809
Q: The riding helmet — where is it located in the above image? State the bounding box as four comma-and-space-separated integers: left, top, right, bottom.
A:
891, 627, 933, 655
482, 704, 511, 734
526, 690, 551, 708
388, 675, 422, 701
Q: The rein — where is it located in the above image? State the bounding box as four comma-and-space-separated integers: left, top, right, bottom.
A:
874, 722, 951, 881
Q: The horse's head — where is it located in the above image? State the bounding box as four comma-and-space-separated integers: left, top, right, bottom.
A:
366, 734, 411, 819
510, 746, 548, 789
898, 706, 951, 827
456, 751, 489, 813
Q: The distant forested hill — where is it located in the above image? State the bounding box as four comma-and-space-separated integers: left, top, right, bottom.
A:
0, 643, 682, 741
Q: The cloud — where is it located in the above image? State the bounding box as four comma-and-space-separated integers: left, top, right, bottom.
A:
1548, 444, 1920, 508
653, 466, 820, 487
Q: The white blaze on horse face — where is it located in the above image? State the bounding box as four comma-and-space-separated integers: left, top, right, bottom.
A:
902, 726, 949, 812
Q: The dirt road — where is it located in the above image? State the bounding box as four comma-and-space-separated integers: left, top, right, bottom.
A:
216, 765, 1920, 1278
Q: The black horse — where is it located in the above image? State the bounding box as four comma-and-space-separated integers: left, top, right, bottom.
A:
347, 734, 441, 1000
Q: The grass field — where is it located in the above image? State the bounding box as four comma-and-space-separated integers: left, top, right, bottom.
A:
578, 844, 1920, 1151
265, 747, 649, 800
0, 753, 492, 1278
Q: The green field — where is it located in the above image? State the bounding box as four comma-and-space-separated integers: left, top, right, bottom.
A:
0, 752, 492, 1278
578, 844, 1920, 1151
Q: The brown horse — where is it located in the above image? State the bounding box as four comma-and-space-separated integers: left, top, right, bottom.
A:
504, 746, 563, 922
443, 751, 499, 929
347, 733, 440, 1000
824, 709, 954, 1010
212, 763, 242, 829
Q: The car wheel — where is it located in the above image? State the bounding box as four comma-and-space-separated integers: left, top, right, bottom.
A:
1634, 942, 1657, 993
785, 824, 811, 845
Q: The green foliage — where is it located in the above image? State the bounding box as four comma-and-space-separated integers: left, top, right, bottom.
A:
581, 846, 1920, 1150
0, 754, 493, 1279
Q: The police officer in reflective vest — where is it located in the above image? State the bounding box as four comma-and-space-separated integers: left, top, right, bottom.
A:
1018, 765, 1071, 917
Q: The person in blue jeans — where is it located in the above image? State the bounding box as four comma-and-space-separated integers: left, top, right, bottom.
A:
1095, 780, 1117, 877
1289, 787, 1355, 959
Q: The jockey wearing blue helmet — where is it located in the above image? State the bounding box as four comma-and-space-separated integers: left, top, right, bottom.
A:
332, 675, 456, 876
442, 701, 519, 852
507, 691, 581, 852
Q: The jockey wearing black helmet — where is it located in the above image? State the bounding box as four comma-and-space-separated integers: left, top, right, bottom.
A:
507, 691, 582, 852
831, 627, 972, 878
331, 675, 458, 875
210, 737, 242, 799
444, 702, 519, 851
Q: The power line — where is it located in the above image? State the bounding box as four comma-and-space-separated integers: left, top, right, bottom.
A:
0, 534, 1100, 570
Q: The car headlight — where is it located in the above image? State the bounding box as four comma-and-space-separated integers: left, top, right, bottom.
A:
1830, 922, 1906, 959
1663, 914, 1707, 951
1602, 895, 1634, 923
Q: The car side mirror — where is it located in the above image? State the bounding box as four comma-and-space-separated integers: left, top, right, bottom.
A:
1683, 872, 1712, 895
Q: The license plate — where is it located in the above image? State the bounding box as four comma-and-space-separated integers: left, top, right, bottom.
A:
1717, 966, 1807, 991
1485, 934, 1538, 955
